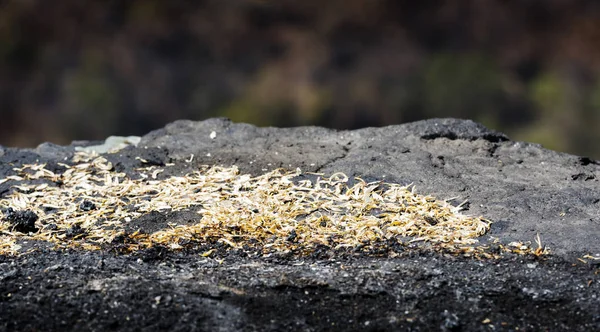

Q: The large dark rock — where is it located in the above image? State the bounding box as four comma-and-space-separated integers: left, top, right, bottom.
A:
141, 118, 599, 258
1, 118, 599, 331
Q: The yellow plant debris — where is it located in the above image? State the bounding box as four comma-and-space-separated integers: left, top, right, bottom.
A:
0, 152, 501, 257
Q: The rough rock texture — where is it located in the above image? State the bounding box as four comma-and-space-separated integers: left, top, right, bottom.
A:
1, 118, 599, 331
141, 118, 599, 258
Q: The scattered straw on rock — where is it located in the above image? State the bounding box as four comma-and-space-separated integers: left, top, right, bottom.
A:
0, 151, 531, 258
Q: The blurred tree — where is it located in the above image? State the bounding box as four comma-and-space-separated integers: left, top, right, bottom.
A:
420, 53, 505, 126
0, 0, 599, 159
61, 50, 120, 140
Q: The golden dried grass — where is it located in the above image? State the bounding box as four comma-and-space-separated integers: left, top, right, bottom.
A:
0, 151, 540, 258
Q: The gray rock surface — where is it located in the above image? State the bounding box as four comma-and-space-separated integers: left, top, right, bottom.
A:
1, 118, 599, 331
140, 118, 600, 258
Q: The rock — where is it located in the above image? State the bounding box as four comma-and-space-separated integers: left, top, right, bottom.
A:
139, 118, 600, 258
1, 118, 599, 331
35, 142, 75, 161
75, 135, 141, 154
2, 207, 39, 233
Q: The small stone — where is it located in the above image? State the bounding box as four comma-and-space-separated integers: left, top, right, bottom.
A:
79, 200, 96, 211
3, 208, 39, 233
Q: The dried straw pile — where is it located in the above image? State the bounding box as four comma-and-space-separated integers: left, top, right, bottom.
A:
1, 152, 500, 257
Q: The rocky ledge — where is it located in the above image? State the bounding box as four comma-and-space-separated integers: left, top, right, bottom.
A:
0, 118, 598, 331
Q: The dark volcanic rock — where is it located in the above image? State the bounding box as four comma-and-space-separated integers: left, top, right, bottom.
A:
1, 118, 599, 331
141, 117, 600, 257
2, 208, 39, 233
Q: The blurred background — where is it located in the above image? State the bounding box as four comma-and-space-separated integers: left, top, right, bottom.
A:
1, 0, 599, 158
